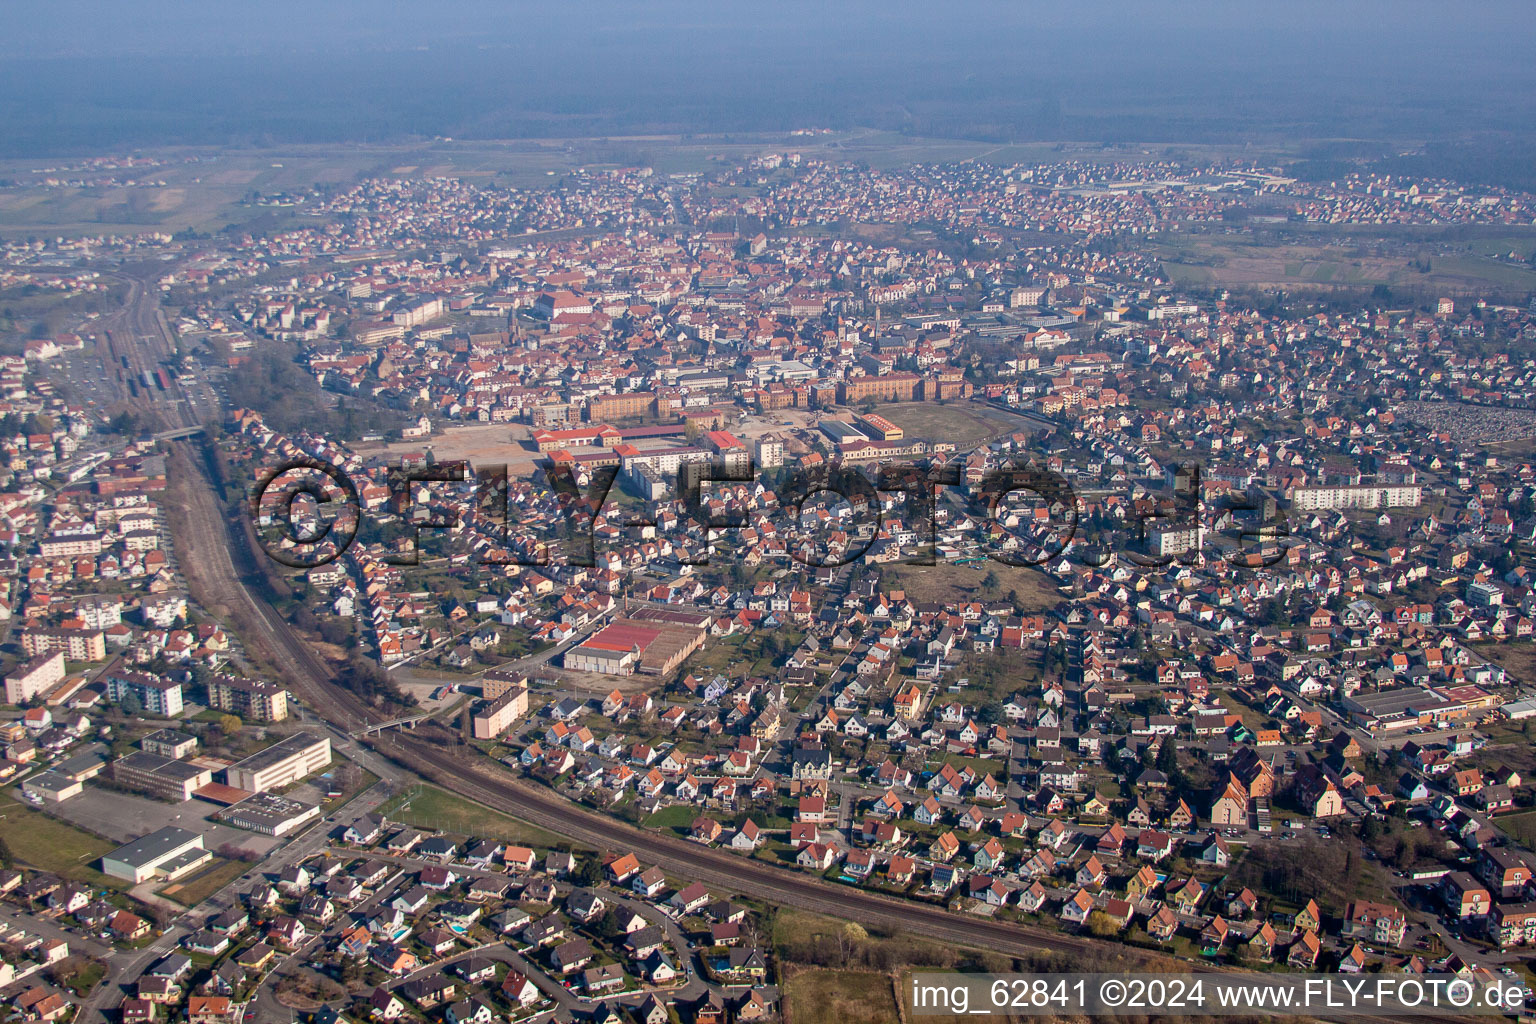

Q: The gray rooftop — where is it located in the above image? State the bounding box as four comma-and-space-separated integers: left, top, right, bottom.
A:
227, 731, 325, 775
105, 826, 203, 869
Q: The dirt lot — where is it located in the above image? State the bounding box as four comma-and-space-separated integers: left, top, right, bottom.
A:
730, 407, 821, 440
882, 561, 1063, 611
538, 663, 660, 697
1474, 641, 1536, 688
877, 402, 1011, 446
782, 968, 901, 1024
353, 422, 540, 476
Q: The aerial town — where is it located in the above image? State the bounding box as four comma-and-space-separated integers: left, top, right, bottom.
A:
4, 139, 1536, 1024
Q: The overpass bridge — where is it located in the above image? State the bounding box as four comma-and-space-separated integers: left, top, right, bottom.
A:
154, 425, 206, 441
355, 713, 434, 738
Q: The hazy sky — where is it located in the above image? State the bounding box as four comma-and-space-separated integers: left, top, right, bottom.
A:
2, 1, 1533, 154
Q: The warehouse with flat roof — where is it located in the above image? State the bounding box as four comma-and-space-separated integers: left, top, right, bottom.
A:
564, 611, 707, 678
1341, 686, 1465, 733
216, 792, 320, 836
1503, 696, 1536, 721
101, 826, 210, 884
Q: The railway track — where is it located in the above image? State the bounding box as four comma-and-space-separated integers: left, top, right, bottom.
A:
389, 736, 1495, 1024
389, 731, 1109, 966
167, 439, 1489, 1021
167, 439, 383, 730
150, 342, 1487, 1023
171, 461, 1488, 1022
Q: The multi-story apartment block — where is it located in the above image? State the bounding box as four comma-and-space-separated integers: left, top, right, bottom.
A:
4, 651, 66, 705
22, 627, 106, 663
471, 684, 530, 740
106, 670, 185, 717
206, 676, 290, 722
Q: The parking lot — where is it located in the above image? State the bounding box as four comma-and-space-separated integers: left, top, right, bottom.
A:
28, 784, 282, 857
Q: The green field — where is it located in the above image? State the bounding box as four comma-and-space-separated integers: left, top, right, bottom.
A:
1475, 642, 1536, 690
1216, 692, 1271, 733
55, 959, 108, 997
376, 784, 576, 850
783, 969, 900, 1024
1433, 255, 1536, 292
0, 790, 124, 888
1161, 261, 1217, 285
642, 805, 698, 834
158, 857, 249, 907
1470, 717, 1536, 777
933, 753, 1006, 778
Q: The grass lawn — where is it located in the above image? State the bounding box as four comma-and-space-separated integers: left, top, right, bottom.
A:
950, 646, 1043, 704
376, 785, 578, 850
772, 908, 843, 952
54, 958, 107, 997
0, 790, 124, 889
322, 766, 381, 812
1215, 691, 1269, 733
932, 753, 1006, 778
1472, 719, 1536, 777
642, 805, 697, 834
755, 841, 798, 866
681, 629, 803, 678
783, 968, 900, 1024
158, 857, 249, 907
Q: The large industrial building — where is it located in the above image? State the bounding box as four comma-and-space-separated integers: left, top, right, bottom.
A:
101, 826, 210, 884
1341, 686, 1471, 734
216, 792, 321, 836
563, 606, 709, 677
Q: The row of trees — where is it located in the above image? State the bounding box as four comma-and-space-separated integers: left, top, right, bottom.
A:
338, 652, 417, 710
